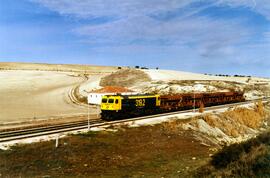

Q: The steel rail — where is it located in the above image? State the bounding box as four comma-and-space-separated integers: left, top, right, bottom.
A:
0, 119, 102, 138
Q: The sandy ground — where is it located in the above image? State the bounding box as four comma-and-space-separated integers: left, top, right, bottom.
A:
136, 69, 270, 98
145, 69, 269, 83
0, 70, 98, 125
79, 74, 106, 97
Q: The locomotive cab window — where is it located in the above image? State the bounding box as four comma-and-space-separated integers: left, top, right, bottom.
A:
108, 99, 114, 103
115, 99, 119, 104
102, 98, 107, 103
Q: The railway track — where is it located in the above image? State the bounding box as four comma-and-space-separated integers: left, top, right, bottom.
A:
0, 119, 104, 143
68, 74, 89, 107
1, 98, 269, 143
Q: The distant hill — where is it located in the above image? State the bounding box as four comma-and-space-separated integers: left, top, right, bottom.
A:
0, 62, 119, 74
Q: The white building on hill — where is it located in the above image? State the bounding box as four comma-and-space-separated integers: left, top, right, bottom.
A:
87, 86, 134, 105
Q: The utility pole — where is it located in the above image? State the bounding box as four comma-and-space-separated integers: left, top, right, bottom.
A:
55, 134, 59, 148
193, 91, 196, 113
87, 103, 90, 130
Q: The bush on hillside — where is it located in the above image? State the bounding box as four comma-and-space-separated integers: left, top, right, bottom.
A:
195, 131, 270, 177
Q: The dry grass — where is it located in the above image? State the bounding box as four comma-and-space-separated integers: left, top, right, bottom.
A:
162, 120, 180, 134
255, 100, 265, 116
243, 83, 270, 94
198, 114, 240, 137
199, 104, 266, 137
264, 102, 270, 125
223, 107, 263, 129
0, 124, 214, 178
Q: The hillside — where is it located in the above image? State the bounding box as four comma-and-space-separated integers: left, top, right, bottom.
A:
0, 62, 118, 73
0, 62, 269, 128
80, 68, 270, 100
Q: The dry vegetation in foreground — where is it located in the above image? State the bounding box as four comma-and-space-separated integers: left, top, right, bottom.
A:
191, 102, 270, 177
195, 101, 268, 138
194, 131, 270, 177
100, 69, 151, 87
1, 103, 269, 177
0, 124, 215, 178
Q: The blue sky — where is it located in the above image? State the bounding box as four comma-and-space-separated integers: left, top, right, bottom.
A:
0, 0, 269, 77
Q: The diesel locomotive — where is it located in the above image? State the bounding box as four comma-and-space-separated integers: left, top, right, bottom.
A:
101, 94, 161, 120
100, 92, 245, 120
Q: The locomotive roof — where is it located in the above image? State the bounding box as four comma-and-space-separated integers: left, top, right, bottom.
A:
104, 94, 158, 99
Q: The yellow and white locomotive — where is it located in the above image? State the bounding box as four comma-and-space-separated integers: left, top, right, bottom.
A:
100, 94, 161, 120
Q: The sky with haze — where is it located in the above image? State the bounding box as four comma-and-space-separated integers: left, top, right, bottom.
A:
0, 0, 270, 77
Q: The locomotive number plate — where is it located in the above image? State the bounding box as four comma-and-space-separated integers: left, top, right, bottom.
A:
136, 99, 145, 107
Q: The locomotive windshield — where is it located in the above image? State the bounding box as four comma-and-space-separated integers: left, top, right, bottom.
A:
108, 99, 114, 103
102, 98, 107, 103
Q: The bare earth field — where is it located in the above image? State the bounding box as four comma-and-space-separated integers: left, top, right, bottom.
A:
0, 62, 118, 127
0, 71, 90, 123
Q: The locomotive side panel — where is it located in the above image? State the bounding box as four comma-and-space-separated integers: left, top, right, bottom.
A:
121, 97, 158, 111
101, 95, 160, 120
